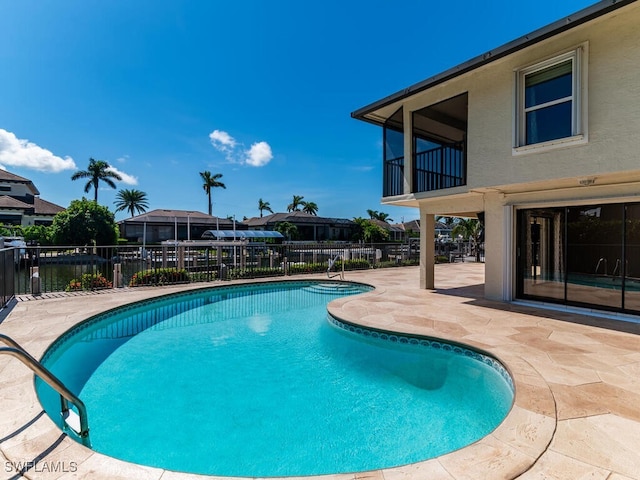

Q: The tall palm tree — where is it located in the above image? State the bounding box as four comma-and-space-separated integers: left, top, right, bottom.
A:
114, 189, 149, 217
71, 158, 122, 202
287, 195, 305, 212
200, 171, 226, 216
302, 201, 318, 215
258, 198, 273, 218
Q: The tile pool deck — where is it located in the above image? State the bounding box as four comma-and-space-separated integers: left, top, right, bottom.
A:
1, 263, 640, 479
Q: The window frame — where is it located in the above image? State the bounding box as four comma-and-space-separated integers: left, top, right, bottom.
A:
513, 44, 588, 154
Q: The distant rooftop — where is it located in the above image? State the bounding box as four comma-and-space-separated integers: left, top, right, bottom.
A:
0, 169, 39, 195
121, 209, 242, 226
246, 211, 355, 226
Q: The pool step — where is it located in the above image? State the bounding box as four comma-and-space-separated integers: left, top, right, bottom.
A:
303, 283, 363, 295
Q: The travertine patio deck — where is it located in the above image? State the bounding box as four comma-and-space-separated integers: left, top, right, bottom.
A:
1, 263, 640, 479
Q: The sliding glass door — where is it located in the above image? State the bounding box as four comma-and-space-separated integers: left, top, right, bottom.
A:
565, 204, 623, 309
517, 202, 639, 314
624, 204, 640, 311
517, 209, 565, 301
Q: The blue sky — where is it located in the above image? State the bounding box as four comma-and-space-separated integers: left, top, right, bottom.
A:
0, 0, 595, 223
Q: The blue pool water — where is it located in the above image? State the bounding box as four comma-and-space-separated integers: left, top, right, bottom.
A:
37, 281, 513, 477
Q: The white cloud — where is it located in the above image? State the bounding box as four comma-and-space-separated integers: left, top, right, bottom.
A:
0, 129, 76, 172
208, 129, 272, 167
209, 130, 237, 152
107, 166, 138, 185
245, 142, 273, 167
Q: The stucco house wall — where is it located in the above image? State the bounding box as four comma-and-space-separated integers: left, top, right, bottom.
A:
354, 0, 640, 307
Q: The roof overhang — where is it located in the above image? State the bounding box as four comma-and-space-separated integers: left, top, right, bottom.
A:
351, 0, 637, 126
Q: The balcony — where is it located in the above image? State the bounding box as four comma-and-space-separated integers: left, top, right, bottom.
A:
383, 156, 404, 197
381, 93, 468, 198
413, 142, 466, 193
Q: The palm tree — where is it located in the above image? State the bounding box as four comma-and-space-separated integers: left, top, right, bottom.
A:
258, 198, 273, 218
114, 189, 149, 217
275, 221, 298, 241
200, 171, 226, 216
452, 218, 483, 261
377, 212, 393, 223
367, 209, 393, 223
302, 201, 318, 215
436, 215, 456, 226
287, 195, 305, 212
71, 158, 122, 202
366, 209, 379, 219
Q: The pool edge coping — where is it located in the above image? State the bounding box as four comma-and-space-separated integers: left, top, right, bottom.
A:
0, 275, 557, 480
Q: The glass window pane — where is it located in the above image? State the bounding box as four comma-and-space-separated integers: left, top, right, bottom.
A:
525, 60, 572, 107
526, 101, 572, 144
518, 209, 566, 301
415, 137, 440, 154
384, 107, 404, 161
624, 204, 640, 312
566, 205, 623, 309
384, 127, 404, 161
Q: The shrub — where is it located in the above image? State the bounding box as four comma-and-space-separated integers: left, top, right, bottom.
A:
288, 262, 327, 275
66, 272, 112, 291
229, 267, 283, 279
129, 268, 190, 286
189, 271, 217, 282
332, 259, 371, 271
374, 259, 420, 269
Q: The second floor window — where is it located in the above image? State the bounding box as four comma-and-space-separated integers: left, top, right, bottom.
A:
515, 47, 585, 150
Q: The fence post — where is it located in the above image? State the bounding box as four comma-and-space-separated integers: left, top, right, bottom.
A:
177, 246, 185, 270
30, 266, 41, 296
113, 263, 123, 288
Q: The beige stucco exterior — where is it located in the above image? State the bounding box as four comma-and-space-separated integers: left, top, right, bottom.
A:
358, 1, 640, 302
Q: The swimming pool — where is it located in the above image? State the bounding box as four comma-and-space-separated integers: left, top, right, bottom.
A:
37, 280, 514, 477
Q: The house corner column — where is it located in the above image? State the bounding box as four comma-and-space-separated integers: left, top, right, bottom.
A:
420, 211, 435, 290
483, 192, 511, 301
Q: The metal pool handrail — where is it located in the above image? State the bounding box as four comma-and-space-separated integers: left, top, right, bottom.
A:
0, 333, 91, 446
327, 254, 345, 280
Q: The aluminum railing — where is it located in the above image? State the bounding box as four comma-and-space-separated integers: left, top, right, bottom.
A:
0, 334, 90, 446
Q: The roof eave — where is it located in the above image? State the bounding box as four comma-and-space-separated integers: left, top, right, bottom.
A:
351, 0, 637, 125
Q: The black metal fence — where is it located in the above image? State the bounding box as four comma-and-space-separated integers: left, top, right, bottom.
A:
0, 248, 16, 307
3, 240, 485, 297
9, 242, 422, 295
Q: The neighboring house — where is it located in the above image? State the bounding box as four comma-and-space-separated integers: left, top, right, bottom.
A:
0, 170, 64, 226
245, 212, 356, 241
369, 219, 405, 241
352, 1, 640, 316
118, 209, 245, 243
390, 219, 430, 241
433, 220, 452, 239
